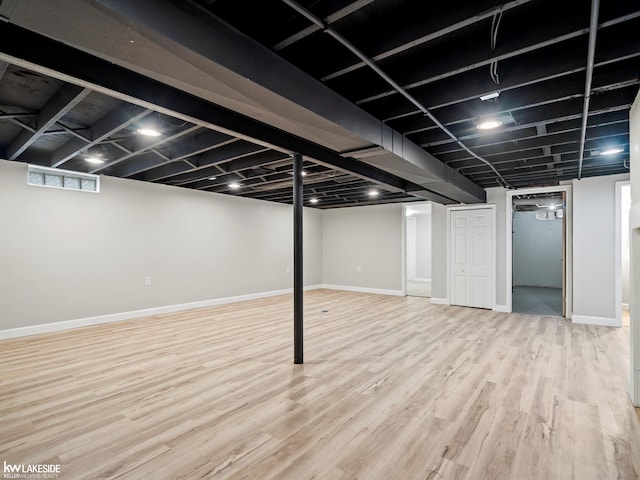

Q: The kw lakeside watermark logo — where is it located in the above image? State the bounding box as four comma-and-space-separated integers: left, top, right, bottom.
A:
3, 461, 61, 479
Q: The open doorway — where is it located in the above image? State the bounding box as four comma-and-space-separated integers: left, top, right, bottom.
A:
511, 192, 565, 316
405, 203, 431, 298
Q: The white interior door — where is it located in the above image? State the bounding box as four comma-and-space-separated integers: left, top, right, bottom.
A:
406, 216, 416, 281
450, 208, 494, 308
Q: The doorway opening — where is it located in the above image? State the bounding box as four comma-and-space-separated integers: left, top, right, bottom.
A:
404, 203, 432, 298
511, 192, 566, 316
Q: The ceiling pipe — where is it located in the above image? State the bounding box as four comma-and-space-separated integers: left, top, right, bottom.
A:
577, 0, 601, 180
280, 0, 511, 189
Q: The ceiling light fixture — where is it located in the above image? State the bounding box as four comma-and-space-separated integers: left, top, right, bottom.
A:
480, 91, 500, 101
477, 119, 503, 130
208, 176, 217, 181
136, 127, 162, 137
309, 197, 319, 204
228, 182, 241, 189
368, 189, 379, 197
599, 147, 624, 156
85, 157, 105, 164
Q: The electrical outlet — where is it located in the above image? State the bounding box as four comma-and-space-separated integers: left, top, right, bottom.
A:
286, 266, 290, 273
144, 276, 151, 286
357, 266, 362, 272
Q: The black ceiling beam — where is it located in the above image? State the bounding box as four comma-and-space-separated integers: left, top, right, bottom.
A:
351, 12, 639, 106
456, 147, 630, 183
0, 23, 447, 201
411, 87, 637, 148
452, 134, 630, 173
116, 128, 235, 178
394, 66, 637, 137
219, 150, 291, 173
50, 104, 152, 168
87, 0, 484, 202
319, 0, 533, 82
167, 142, 269, 185
7, 83, 91, 160
133, 160, 201, 183
429, 111, 629, 155
91, 124, 200, 174
422, 104, 632, 151
244, 179, 368, 201
440, 122, 629, 164
273, 0, 375, 51
369, 28, 640, 122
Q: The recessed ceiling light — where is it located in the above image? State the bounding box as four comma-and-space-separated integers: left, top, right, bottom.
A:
208, 176, 217, 181
137, 128, 162, 137
228, 182, 241, 189
480, 92, 500, 101
368, 189, 379, 197
477, 119, 503, 130
599, 148, 624, 155
85, 157, 105, 164
309, 197, 319, 204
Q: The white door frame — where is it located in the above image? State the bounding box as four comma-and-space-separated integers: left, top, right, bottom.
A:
615, 181, 631, 328
506, 185, 573, 316
446, 204, 496, 309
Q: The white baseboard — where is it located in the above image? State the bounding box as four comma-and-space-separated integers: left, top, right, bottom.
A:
493, 304, 510, 313
430, 297, 449, 305
0, 285, 324, 340
572, 314, 619, 327
321, 284, 404, 297
623, 303, 630, 311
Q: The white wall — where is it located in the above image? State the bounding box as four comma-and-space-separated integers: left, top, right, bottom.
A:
414, 213, 432, 279
513, 211, 563, 288
322, 203, 403, 294
0, 160, 323, 331
572, 173, 630, 324
621, 184, 631, 306
486, 187, 507, 307
430, 202, 447, 301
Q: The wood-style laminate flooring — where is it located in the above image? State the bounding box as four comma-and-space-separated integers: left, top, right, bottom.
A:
1, 290, 639, 479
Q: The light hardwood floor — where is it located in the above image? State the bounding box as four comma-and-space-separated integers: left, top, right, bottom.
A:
1, 290, 639, 479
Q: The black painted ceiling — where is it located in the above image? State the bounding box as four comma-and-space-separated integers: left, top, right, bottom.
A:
0, 0, 638, 207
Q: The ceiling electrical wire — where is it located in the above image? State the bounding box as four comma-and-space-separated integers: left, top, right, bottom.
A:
280, 0, 511, 188
490, 8, 503, 85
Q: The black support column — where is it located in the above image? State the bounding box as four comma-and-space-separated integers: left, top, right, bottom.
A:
293, 153, 304, 364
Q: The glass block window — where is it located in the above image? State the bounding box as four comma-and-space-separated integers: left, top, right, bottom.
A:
27, 165, 100, 193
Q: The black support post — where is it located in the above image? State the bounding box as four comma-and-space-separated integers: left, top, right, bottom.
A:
293, 153, 304, 364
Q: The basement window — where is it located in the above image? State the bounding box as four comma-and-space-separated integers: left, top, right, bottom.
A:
27, 165, 100, 193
